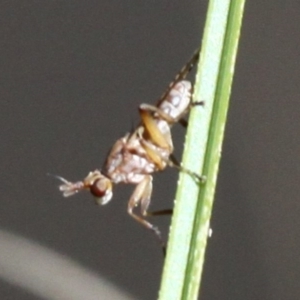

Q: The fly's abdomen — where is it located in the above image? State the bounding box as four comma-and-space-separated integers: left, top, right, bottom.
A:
158, 80, 192, 122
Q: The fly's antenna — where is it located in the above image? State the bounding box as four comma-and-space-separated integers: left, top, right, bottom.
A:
47, 173, 69, 184
47, 173, 84, 197
157, 48, 200, 105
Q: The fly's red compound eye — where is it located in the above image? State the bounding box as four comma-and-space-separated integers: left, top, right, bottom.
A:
90, 179, 107, 198
89, 177, 113, 205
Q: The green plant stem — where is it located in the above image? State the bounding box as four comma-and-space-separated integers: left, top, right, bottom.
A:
158, 0, 246, 299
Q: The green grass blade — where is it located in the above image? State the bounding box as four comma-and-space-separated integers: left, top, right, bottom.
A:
158, 0, 246, 300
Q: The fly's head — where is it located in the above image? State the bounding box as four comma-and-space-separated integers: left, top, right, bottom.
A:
57, 170, 113, 205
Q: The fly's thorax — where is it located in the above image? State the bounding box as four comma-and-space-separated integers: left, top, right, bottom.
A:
104, 136, 129, 178
104, 132, 156, 184
108, 150, 156, 184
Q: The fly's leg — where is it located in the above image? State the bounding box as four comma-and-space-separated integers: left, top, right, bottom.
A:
139, 105, 205, 182
140, 103, 176, 123
146, 209, 173, 216
169, 154, 206, 183
178, 100, 205, 128
140, 101, 204, 129
139, 107, 173, 151
127, 175, 166, 253
179, 119, 188, 128
138, 111, 172, 171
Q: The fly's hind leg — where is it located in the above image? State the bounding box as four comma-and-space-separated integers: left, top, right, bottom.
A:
140, 103, 189, 128
139, 107, 173, 153
168, 154, 206, 183
178, 100, 205, 128
139, 106, 205, 183
127, 175, 166, 254
140, 100, 204, 130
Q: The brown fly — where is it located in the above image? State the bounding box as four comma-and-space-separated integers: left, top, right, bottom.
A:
55, 49, 204, 251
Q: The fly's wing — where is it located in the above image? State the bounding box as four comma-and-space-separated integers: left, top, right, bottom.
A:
156, 48, 200, 107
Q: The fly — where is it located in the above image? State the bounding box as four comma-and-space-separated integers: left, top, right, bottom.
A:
55, 49, 204, 251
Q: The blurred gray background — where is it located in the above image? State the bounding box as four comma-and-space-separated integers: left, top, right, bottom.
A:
1, 1, 300, 299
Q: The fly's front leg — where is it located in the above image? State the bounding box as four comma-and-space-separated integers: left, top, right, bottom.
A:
127, 175, 165, 252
